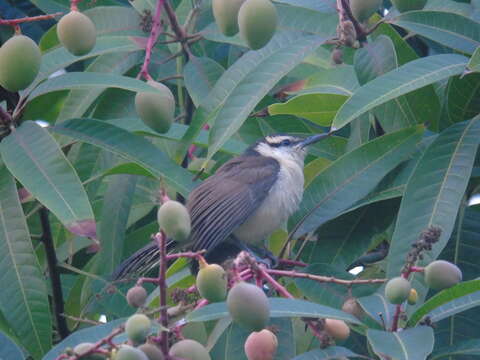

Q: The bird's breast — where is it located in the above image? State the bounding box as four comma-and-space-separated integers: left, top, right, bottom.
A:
233, 159, 304, 245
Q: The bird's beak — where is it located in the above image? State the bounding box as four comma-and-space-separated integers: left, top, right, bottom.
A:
300, 130, 335, 148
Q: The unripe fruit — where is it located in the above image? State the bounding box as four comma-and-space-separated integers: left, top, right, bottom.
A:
0, 35, 41, 92
391, 0, 427, 12
157, 200, 191, 243
116, 345, 149, 360
238, 0, 277, 50
57, 11, 96, 56
227, 282, 270, 331
424, 260, 462, 290
385, 277, 411, 304
331, 48, 343, 65
169, 339, 211, 360
324, 319, 350, 341
350, 0, 382, 23
135, 81, 175, 134
138, 343, 164, 360
196, 263, 227, 302
125, 314, 151, 344
341, 298, 363, 318
127, 286, 148, 308
212, 0, 245, 36
244, 329, 278, 360
408, 288, 418, 305
73, 343, 105, 359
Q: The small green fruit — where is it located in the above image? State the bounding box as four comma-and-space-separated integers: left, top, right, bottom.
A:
169, 339, 211, 360
424, 260, 462, 290
57, 11, 96, 56
73, 343, 105, 359
135, 80, 175, 134
0, 35, 41, 92
138, 343, 164, 360
324, 319, 350, 341
227, 282, 270, 331
385, 277, 411, 304
115, 345, 149, 360
212, 0, 245, 36
157, 200, 191, 243
238, 0, 277, 50
407, 288, 418, 305
126, 286, 148, 308
350, 0, 382, 23
196, 263, 227, 302
125, 314, 151, 344
391, 0, 427, 12
244, 329, 278, 360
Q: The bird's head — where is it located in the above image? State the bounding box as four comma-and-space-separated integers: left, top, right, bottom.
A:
251, 132, 332, 165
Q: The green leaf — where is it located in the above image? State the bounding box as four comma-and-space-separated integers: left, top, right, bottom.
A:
52, 119, 197, 196
391, 11, 480, 55
443, 73, 480, 128
0, 165, 51, 359
28, 36, 142, 91
332, 54, 469, 130
292, 347, 363, 359
431, 339, 480, 359
386, 118, 480, 279
28, 72, 157, 102
205, 33, 327, 162
186, 298, 361, 324
183, 56, 225, 107
358, 293, 397, 328
408, 279, 480, 326
467, 46, 480, 72
0, 331, 24, 360
367, 327, 434, 360
354, 35, 418, 132
290, 126, 424, 237
268, 93, 348, 126
0, 121, 96, 238
98, 175, 137, 275
56, 52, 143, 123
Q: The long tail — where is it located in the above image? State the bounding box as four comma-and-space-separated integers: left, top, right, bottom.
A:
111, 240, 176, 280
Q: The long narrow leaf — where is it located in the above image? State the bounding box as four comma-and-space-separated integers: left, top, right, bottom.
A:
0, 121, 96, 238
0, 165, 51, 359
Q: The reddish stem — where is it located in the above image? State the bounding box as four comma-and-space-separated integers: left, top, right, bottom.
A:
155, 231, 170, 357
391, 305, 402, 332
166, 250, 206, 261
139, 0, 166, 80
278, 258, 308, 268
266, 269, 386, 286
0, 12, 63, 26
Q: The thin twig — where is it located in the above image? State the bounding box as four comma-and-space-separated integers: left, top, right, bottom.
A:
266, 269, 387, 286
40, 207, 70, 339
0, 12, 63, 26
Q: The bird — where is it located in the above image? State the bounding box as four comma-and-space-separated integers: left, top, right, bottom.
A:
113, 131, 333, 279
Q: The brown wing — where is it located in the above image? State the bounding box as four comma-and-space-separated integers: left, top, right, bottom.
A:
187, 155, 279, 253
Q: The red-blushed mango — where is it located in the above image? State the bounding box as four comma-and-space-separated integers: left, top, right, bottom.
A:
157, 200, 191, 243
385, 277, 411, 304
227, 281, 270, 331
138, 343, 164, 360
0, 35, 41, 92
212, 0, 245, 36
126, 285, 148, 308
238, 0, 277, 50
350, 0, 382, 23
135, 81, 175, 134
341, 297, 364, 318
424, 260, 462, 290
169, 339, 211, 360
125, 314, 151, 344
244, 329, 278, 360
196, 263, 227, 302
324, 319, 350, 341
391, 0, 427, 12
57, 11, 96, 56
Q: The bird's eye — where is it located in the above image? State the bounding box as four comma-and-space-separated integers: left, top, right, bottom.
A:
280, 139, 291, 146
